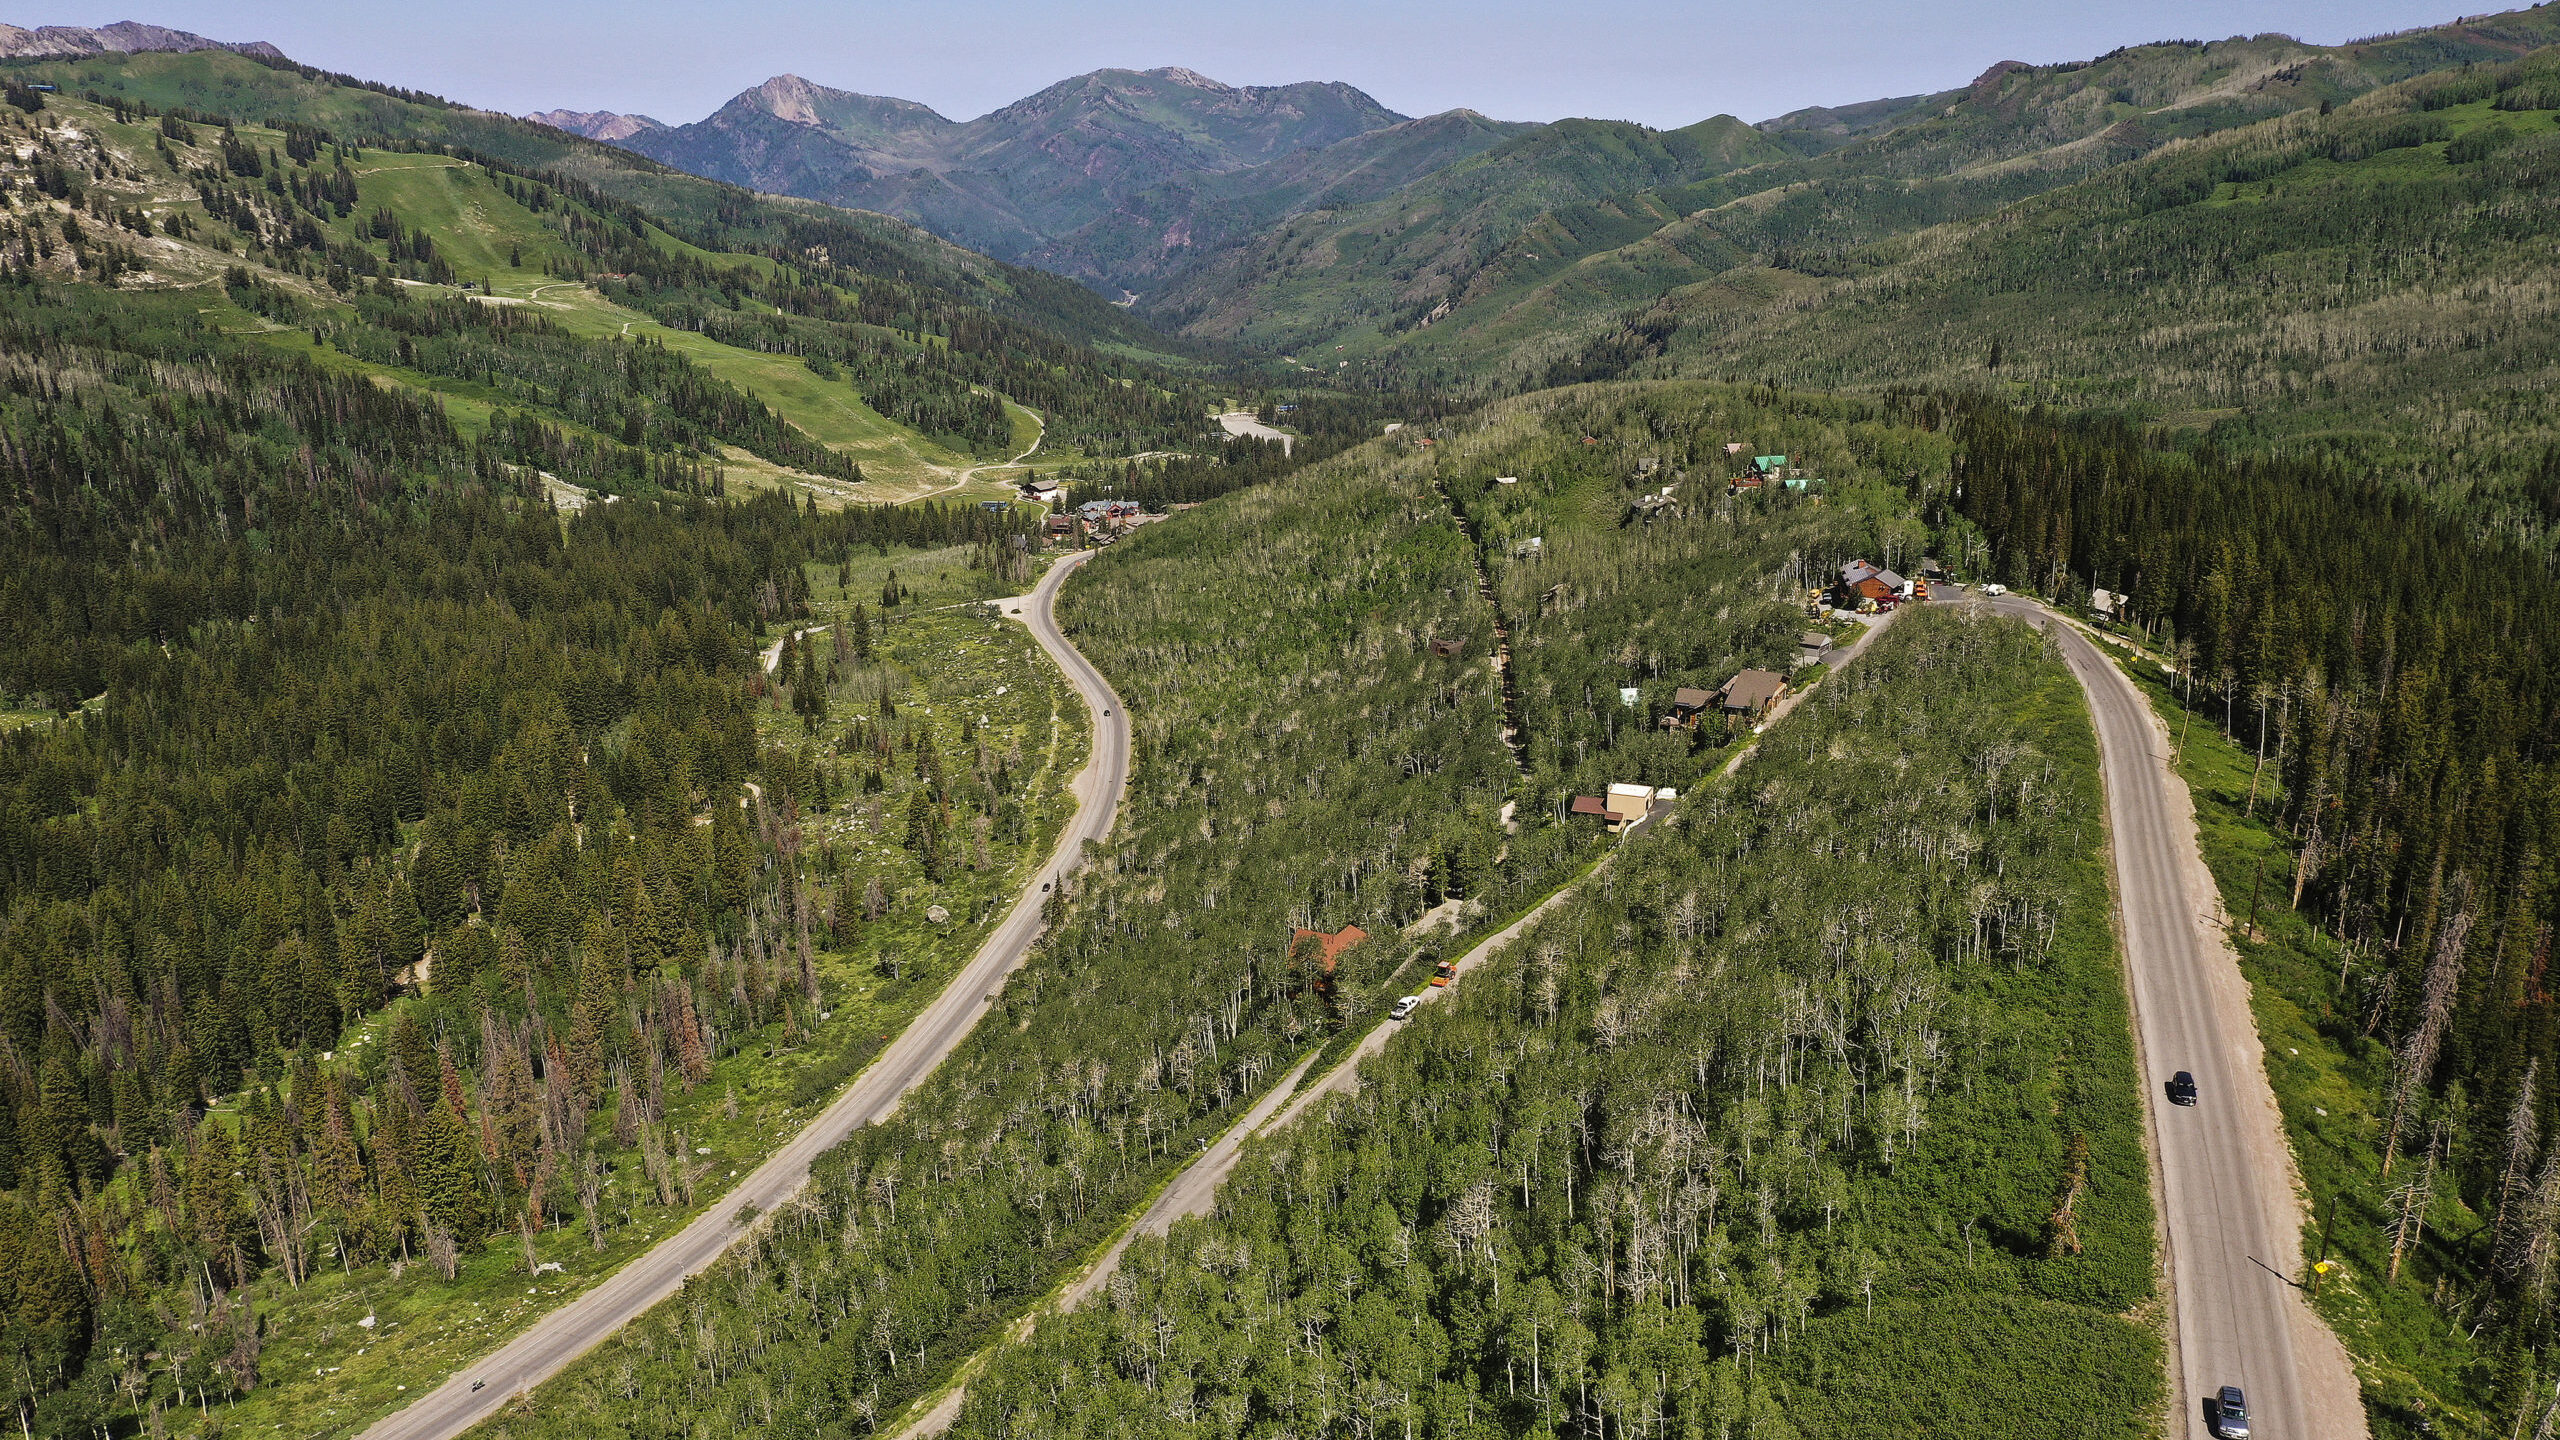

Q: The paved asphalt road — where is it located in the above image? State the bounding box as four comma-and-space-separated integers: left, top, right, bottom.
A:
1985, 596, 2363, 1440
356, 551, 1129, 1440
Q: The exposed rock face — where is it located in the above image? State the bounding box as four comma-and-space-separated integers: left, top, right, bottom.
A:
0, 20, 282, 59
524, 108, 669, 143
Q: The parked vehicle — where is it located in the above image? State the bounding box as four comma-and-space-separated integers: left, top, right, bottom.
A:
1981, 583, 2008, 597
1389, 995, 1421, 1021
1430, 960, 1457, 988
2210, 1385, 2250, 1438
2168, 1071, 2199, 1106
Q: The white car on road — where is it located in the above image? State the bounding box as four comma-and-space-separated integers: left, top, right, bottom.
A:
1980, 583, 2008, 597
1389, 996, 1421, 1021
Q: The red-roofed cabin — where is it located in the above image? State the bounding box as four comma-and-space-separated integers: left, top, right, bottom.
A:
1290, 924, 1370, 978
1290, 923, 1370, 996
1569, 795, 1610, 819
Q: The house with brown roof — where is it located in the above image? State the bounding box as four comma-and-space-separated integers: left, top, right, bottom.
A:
1660, 685, 1718, 729
1567, 787, 1676, 834
1720, 669, 1788, 718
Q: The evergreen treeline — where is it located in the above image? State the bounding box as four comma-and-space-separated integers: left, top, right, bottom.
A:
952, 608, 2156, 1439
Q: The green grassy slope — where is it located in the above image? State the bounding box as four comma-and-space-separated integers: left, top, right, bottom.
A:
1133, 115, 1788, 353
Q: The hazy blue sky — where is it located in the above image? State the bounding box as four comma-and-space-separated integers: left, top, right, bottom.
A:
51, 1, 2483, 126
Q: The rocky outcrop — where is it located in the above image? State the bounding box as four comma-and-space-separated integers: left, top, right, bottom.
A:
0, 20, 281, 59
524, 108, 668, 143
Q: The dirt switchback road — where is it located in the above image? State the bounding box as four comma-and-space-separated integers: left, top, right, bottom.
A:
1985, 595, 2363, 1440
357, 552, 1127, 1440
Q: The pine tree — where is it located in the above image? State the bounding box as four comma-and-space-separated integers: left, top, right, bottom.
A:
566, 919, 622, 1108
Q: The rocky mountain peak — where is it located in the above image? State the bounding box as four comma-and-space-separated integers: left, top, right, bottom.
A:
0, 19, 281, 60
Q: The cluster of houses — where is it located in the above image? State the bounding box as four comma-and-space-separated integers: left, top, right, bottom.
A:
1660, 667, 1790, 733
1727, 451, 1820, 495
1022, 487, 1144, 543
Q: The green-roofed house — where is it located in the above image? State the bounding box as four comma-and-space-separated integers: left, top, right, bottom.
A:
1754, 455, 1788, 476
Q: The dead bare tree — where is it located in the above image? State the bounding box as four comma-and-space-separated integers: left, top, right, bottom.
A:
2383, 882, 2474, 1179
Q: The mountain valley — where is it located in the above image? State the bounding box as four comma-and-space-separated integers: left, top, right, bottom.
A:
6, 7, 2560, 1440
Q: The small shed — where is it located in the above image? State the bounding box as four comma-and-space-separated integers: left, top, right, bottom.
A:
1799, 631, 1834, 654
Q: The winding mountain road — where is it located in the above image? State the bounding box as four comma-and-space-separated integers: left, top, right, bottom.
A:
355, 552, 1127, 1440
1985, 595, 2363, 1440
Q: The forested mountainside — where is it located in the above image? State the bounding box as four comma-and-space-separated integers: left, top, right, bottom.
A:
1129, 7, 2560, 382
1560, 45, 2560, 522
954, 607, 2151, 1440
0, 46, 1181, 356
604, 68, 1408, 269
0, 72, 1234, 498
0, 249, 1118, 1438
455, 381, 2159, 1440
0, 50, 1400, 1440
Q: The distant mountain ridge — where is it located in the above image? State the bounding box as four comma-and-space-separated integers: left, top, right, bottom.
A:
0, 19, 279, 59
525, 107, 666, 143
535, 66, 1409, 269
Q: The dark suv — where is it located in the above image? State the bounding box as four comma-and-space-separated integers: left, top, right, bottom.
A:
2168, 1071, 2199, 1107
2210, 1384, 2250, 1438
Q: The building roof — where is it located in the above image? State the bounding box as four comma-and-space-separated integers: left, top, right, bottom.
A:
1852, 577, 1896, 601
1840, 559, 1880, 586
1800, 632, 1834, 650
1671, 686, 1716, 710
1873, 569, 1908, 592
1722, 669, 1787, 711
1569, 795, 1609, 817
1290, 924, 1370, 972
